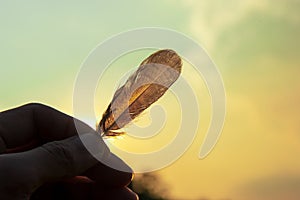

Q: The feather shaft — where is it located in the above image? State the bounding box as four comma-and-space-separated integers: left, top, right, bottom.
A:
98, 49, 182, 136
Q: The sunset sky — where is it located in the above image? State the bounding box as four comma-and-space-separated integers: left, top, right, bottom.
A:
1, 1, 300, 199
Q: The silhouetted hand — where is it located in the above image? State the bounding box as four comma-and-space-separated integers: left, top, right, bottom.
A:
0, 103, 138, 200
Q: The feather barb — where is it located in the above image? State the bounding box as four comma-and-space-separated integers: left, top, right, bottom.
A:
97, 49, 182, 137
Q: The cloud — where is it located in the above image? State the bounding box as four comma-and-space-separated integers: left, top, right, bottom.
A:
238, 174, 300, 200
179, 0, 300, 58
179, 0, 268, 48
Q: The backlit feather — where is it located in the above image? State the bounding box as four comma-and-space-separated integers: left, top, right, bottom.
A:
97, 49, 182, 136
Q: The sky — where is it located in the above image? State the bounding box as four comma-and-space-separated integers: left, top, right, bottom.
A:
1, 1, 300, 199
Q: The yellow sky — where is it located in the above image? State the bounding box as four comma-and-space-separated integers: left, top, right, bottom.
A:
1, 1, 300, 199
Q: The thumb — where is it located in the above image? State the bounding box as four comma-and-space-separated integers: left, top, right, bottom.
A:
33, 132, 110, 182
0, 133, 110, 199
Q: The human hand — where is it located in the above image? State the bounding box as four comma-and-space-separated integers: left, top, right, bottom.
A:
0, 103, 138, 200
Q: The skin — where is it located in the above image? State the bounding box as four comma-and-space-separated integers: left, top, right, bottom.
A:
0, 103, 138, 200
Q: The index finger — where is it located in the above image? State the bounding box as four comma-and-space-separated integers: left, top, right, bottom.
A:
0, 103, 94, 153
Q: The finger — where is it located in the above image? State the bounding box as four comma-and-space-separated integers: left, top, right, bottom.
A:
83, 153, 133, 188
0, 133, 109, 197
0, 103, 94, 153
91, 185, 138, 200
30, 177, 138, 200
30, 177, 94, 200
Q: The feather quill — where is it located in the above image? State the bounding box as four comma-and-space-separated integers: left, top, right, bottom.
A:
97, 49, 182, 137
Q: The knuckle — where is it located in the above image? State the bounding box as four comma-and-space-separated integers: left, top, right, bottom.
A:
23, 102, 46, 110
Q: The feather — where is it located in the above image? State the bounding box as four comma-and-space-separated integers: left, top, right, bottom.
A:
97, 49, 182, 137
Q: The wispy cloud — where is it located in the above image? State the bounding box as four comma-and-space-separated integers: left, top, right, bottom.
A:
179, 0, 300, 56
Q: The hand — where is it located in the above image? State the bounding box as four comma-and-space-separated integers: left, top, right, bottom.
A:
0, 103, 138, 200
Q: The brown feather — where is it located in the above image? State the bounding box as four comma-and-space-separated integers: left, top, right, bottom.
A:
97, 49, 182, 136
